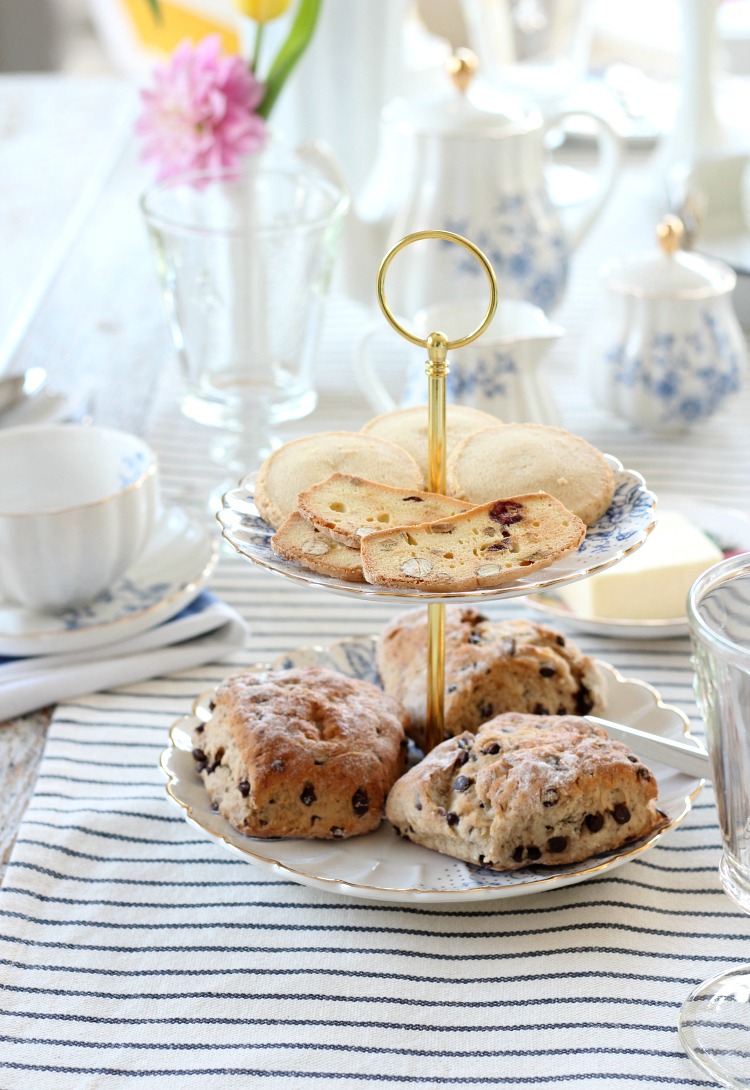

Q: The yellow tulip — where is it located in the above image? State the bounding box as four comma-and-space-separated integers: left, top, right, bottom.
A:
234, 0, 292, 22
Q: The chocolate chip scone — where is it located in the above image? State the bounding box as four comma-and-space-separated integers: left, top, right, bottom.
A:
385, 713, 666, 871
377, 607, 605, 752
191, 666, 408, 839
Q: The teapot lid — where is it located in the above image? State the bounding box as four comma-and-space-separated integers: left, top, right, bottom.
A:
381, 49, 541, 138
602, 216, 736, 299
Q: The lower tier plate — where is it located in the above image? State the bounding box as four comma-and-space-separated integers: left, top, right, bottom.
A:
161, 636, 703, 904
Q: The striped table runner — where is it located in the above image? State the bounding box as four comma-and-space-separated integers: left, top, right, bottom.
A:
3, 156, 750, 1085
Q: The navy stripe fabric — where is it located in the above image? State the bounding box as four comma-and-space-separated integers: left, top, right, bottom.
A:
3, 164, 750, 1088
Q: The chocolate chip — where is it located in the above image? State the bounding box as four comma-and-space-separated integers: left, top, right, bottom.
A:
210, 800, 219, 812
192, 747, 206, 763
352, 787, 369, 816
453, 775, 471, 792
526, 845, 541, 860
556, 706, 567, 715
271, 759, 285, 772
330, 826, 345, 838
468, 632, 482, 645
207, 698, 216, 711
445, 811, 459, 827
195, 724, 204, 734
206, 759, 222, 774
637, 767, 651, 781
542, 788, 560, 807
300, 782, 316, 806
547, 836, 568, 853
454, 749, 470, 767
238, 780, 250, 798
456, 736, 471, 749
489, 499, 524, 525
512, 846, 524, 863
477, 700, 494, 719
575, 686, 594, 716
539, 665, 556, 678
613, 803, 631, 824
483, 742, 501, 755
533, 704, 549, 715
447, 684, 458, 694
478, 854, 485, 865
314, 758, 327, 766
627, 754, 639, 763
555, 635, 566, 646
414, 797, 422, 811
585, 812, 604, 832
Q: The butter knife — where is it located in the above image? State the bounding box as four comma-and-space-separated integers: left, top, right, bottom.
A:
586, 715, 711, 780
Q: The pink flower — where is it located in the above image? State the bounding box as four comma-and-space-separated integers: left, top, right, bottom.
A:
136, 35, 267, 180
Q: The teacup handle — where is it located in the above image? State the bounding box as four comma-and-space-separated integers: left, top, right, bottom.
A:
355, 322, 398, 414
545, 109, 624, 249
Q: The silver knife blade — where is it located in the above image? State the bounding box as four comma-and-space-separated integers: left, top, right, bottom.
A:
585, 715, 711, 780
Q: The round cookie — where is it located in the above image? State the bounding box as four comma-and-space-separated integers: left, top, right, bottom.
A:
360, 404, 501, 480
446, 423, 615, 526
192, 666, 408, 839
254, 431, 424, 528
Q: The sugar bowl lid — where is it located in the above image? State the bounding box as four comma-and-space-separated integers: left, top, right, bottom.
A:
602, 216, 737, 299
381, 48, 541, 138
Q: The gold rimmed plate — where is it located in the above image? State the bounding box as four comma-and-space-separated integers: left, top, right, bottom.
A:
216, 455, 657, 605
160, 635, 703, 904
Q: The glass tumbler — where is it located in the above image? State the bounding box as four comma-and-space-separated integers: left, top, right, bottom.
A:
141, 165, 348, 477
679, 551, 750, 1088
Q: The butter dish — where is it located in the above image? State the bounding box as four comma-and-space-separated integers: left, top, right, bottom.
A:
526, 498, 750, 638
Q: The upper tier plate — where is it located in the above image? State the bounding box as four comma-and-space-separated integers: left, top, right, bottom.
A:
217, 455, 656, 603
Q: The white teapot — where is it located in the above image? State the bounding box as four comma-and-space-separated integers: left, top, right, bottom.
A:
356, 50, 623, 315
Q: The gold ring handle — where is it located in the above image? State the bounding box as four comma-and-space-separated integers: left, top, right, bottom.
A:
376, 230, 498, 350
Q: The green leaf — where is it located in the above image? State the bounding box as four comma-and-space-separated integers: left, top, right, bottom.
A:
145, 0, 162, 21
257, 0, 322, 119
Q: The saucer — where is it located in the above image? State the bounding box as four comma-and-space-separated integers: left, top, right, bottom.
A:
525, 498, 750, 639
0, 505, 218, 656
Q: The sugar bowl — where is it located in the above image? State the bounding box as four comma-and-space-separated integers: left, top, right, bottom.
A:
589, 216, 747, 434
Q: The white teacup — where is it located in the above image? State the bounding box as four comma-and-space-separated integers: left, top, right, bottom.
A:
356, 298, 565, 425
0, 424, 158, 612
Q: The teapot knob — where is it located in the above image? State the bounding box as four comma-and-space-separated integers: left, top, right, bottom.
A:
446, 48, 478, 95
657, 214, 686, 255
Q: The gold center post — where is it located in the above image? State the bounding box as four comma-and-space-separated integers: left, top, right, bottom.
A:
376, 231, 498, 751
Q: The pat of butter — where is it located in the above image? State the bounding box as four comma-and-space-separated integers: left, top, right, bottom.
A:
558, 511, 723, 620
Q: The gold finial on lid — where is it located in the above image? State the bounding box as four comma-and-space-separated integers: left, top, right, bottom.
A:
446, 48, 478, 94
657, 215, 685, 255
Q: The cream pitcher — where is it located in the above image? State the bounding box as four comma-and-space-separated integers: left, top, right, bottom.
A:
356, 297, 565, 426
356, 49, 623, 315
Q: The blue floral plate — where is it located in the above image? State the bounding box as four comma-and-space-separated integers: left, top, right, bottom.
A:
217, 455, 656, 604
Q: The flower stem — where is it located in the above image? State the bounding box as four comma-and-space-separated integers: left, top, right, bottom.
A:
251, 22, 265, 75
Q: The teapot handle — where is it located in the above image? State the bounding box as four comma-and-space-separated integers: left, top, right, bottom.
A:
545, 110, 624, 249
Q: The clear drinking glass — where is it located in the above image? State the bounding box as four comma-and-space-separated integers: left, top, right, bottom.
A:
679, 551, 750, 1088
141, 165, 347, 481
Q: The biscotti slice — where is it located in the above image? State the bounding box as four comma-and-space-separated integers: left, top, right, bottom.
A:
385, 713, 666, 871
192, 666, 408, 839
254, 431, 424, 529
360, 494, 585, 592
446, 423, 615, 526
377, 607, 605, 751
271, 512, 365, 582
360, 404, 501, 479
297, 472, 473, 547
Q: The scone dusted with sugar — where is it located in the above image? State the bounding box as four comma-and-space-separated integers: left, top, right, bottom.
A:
386, 713, 666, 871
192, 667, 408, 839
377, 607, 605, 751
361, 494, 585, 592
